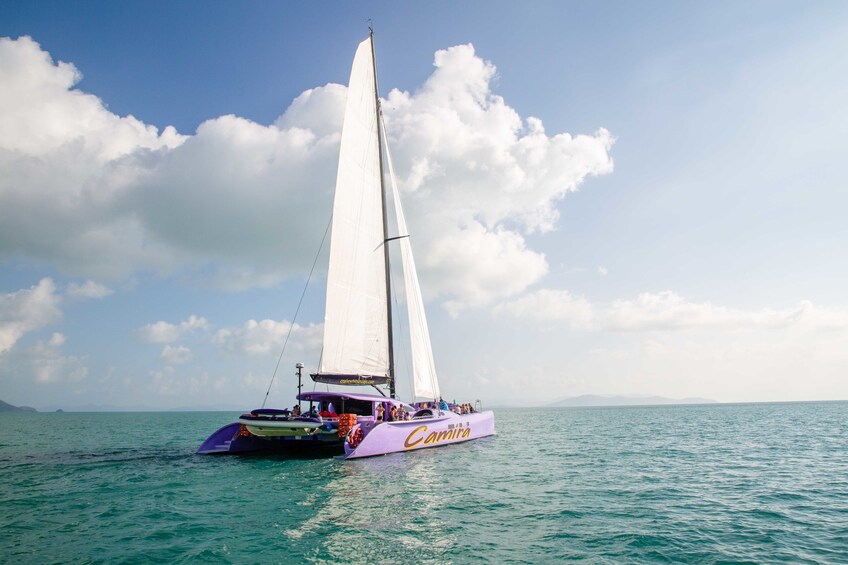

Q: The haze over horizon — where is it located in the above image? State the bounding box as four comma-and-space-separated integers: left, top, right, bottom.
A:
2, 2, 847, 410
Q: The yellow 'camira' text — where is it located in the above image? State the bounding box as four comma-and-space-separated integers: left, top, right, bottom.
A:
403, 425, 472, 449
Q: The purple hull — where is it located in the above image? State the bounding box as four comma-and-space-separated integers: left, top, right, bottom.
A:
196, 422, 342, 454
344, 410, 495, 459
197, 393, 495, 458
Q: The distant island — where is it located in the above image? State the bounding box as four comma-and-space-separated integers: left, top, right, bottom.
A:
0, 399, 37, 412
549, 394, 717, 408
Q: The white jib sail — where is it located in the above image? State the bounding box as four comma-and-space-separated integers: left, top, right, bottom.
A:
319, 37, 388, 377
382, 121, 441, 400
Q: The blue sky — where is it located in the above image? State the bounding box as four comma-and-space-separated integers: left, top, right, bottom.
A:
1, 1, 847, 409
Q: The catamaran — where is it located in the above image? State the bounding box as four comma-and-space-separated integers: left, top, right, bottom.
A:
198, 31, 495, 459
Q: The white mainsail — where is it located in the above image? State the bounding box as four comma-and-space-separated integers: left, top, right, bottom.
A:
318, 37, 388, 378
383, 124, 441, 400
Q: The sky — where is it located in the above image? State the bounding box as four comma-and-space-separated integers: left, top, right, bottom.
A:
1, 1, 847, 410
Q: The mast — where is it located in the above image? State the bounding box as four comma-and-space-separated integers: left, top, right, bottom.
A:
370, 28, 396, 399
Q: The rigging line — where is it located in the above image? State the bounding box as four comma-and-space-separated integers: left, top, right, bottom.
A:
317, 345, 324, 373
398, 275, 415, 403
261, 214, 333, 408
388, 252, 414, 400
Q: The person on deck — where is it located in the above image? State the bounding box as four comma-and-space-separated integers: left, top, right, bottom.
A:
376, 403, 385, 422
439, 397, 449, 411
293, 405, 301, 416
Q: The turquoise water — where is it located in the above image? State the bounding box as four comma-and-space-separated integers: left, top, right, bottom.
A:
1, 402, 847, 563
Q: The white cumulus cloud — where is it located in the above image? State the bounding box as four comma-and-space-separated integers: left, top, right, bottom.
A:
137, 315, 210, 343
498, 288, 848, 333
495, 288, 595, 328
0, 36, 613, 309
150, 366, 178, 396
0, 278, 62, 353
382, 44, 614, 310
214, 319, 323, 356
160, 345, 192, 364
65, 280, 114, 300
603, 291, 798, 331
0, 36, 186, 280
19, 332, 88, 383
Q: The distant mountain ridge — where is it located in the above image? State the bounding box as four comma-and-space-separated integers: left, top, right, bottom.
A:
0, 399, 37, 412
549, 394, 716, 407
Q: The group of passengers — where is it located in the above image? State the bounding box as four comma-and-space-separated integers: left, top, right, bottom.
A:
375, 403, 412, 422
453, 403, 475, 415
291, 398, 476, 423
290, 404, 326, 419
417, 398, 477, 415
436, 397, 476, 415
390, 405, 411, 421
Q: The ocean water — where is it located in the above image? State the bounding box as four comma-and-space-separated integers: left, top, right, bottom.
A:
1, 402, 847, 564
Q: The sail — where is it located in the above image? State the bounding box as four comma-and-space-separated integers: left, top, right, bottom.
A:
317, 37, 389, 379
383, 123, 441, 400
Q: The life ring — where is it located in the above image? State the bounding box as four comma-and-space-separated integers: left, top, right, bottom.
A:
347, 427, 363, 449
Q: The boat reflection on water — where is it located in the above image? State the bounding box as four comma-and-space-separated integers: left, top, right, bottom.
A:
284, 448, 479, 559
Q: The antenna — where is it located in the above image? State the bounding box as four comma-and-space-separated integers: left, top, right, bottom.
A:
296, 363, 304, 409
